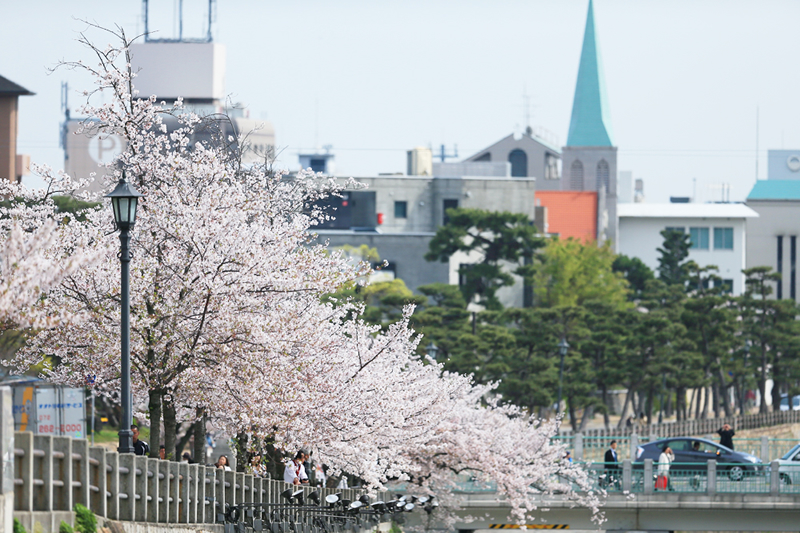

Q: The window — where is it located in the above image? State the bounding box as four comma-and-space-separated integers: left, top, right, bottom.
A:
570, 160, 584, 190
689, 227, 709, 250
508, 149, 528, 177
597, 159, 610, 192
718, 279, 733, 294
309, 158, 326, 172
545, 154, 560, 180
443, 199, 459, 225
713, 227, 733, 250
394, 201, 407, 219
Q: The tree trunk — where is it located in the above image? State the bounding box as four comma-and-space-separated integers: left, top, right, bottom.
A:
694, 387, 703, 419
163, 393, 177, 461
645, 389, 653, 425
148, 390, 162, 459
616, 387, 634, 429
666, 389, 673, 419
175, 422, 193, 458
759, 342, 769, 414
193, 408, 206, 465
771, 362, 783, 413
578, 405, 593, 432
567, 396, 578, 433
712, 383, 721, 419
601, 386, 610, 431
702, 384, 710, 419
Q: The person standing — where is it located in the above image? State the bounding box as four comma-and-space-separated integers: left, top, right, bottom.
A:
657, 446, 674, 491
603, 440, 620, 489
283, 451, 309, 485
718, 424, 735, 450
131, 424, 150, 456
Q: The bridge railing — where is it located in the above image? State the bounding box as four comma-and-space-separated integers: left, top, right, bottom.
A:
12, 431, 371, 525
560, 410, 800, 438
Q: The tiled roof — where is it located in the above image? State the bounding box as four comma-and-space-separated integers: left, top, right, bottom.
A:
747, 179, 800, 201
536, 191, 597, 241
0, 75, 34, 96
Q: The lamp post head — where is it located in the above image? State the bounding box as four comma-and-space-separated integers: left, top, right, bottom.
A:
558, 338, 569, 356
105, 174, 143, 231
425, 341, 439, 359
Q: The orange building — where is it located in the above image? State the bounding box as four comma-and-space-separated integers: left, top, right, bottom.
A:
535, 191, 597, 242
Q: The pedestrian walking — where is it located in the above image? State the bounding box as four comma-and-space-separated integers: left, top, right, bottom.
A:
656, 446, 674, 491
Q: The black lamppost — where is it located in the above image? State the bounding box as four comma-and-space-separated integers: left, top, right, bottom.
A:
557, 338, 569, 415
425, 342, 439, 360
106, 174, 143, 453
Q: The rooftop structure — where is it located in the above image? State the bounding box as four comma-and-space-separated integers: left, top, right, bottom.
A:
566, 0, 614, 147
0, 74, 34, 182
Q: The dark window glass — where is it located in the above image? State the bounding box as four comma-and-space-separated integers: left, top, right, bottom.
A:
309, 158, 326, 172
394, 201, 407, 219
443, 199, 459, 225
713, 227, 734, 250
689, 227, 709, 250
719, 279, 733, 294
570, 160, 584, 190
509, 149, 528, 177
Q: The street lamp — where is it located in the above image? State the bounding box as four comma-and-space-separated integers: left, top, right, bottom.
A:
425, 342, 439, 360
106, 173, 143, 454
557, 337, 569, 415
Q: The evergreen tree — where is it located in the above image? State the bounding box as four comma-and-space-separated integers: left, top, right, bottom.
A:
657, 229, 692, 287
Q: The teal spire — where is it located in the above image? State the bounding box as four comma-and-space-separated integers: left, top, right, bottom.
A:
566, 0, 614, 147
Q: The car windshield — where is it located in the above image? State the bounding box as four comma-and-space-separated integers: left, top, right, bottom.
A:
781, 443, 800, 461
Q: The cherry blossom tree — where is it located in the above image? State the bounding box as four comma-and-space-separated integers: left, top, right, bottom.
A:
9, 26, 599, 523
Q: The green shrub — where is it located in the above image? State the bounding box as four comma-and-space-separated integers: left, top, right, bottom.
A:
13, 518, 27, 533
73, 504, 97, 533
59, 521, 74, 533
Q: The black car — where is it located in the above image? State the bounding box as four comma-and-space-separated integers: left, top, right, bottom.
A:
634, 437, 762, 480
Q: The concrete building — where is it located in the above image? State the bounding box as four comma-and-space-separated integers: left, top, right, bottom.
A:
745, 180, 800, 301
618, 203, 758, 295
767, 150, 800, 181
463, 131, 561, 184
63, 41, 275, 194
0, 75, 34, 182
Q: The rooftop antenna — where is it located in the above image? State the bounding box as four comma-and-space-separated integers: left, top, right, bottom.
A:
143, 0, 216, 43
523, 85, 532, 135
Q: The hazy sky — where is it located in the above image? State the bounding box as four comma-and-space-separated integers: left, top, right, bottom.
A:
2, 0, 800, 203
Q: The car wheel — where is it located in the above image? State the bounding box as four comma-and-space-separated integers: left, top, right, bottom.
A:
728, 465, 744, 482
780, 473, 792, 485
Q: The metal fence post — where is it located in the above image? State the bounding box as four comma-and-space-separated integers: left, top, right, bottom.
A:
761, 436, 770, 461
707, 460, 716, 494
770, 460, 780, 496
643, 459, 653, 495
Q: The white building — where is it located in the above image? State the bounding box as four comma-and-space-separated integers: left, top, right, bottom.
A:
618, 203, 758, 295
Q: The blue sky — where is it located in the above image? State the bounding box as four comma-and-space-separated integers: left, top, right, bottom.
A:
2, 0, 799, 203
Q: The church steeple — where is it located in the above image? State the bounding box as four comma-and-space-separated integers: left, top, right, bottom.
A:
566, 0, 614, 147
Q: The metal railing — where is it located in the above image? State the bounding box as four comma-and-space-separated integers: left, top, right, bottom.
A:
12, 431, 375, 525
560, 410, 800, 438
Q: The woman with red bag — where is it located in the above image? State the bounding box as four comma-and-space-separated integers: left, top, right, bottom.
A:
657, 446, 674, 491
